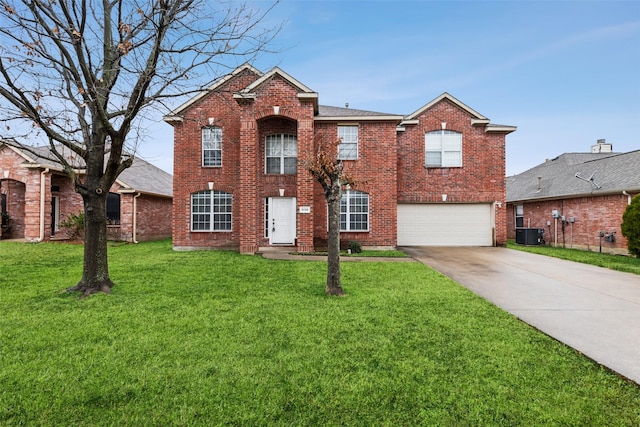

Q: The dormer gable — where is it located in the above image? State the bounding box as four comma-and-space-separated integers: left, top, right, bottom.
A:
233, 66, 319, 114
398, 92, 515, 134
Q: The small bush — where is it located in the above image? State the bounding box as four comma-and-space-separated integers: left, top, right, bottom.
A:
60, 211, 85, 240
622, 194, 640, 257
348, 240, 362, 254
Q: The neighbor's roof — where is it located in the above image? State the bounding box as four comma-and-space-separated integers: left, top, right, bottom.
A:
506, 150, 640, 202
3, 142, 172, 198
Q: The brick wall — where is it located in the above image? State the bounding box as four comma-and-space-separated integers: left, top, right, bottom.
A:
312, 121, 398, 248
171, 68, 259, 249
397, 99, 508, 245
507, 193, 636, 254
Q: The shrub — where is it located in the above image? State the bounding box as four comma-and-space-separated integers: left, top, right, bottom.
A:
59, 211, 85, 241
348, 240, 362, 254
621, 194, 640, 257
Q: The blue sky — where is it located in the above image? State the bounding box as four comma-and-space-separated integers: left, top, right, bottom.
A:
146, 0, 639, 176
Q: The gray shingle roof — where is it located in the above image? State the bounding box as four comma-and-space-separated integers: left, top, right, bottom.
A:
317, 105, 400, 118
10, 143, 172, 198
507, 150, 640, 202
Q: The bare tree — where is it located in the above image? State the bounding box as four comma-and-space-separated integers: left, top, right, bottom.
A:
0, 0, 280, 297
307, 136, 353, 296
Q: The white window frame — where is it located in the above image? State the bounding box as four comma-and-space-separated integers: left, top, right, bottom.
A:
515, 204, 524, 228
338, 125, 358, 160
425, 130, 462, 167
340, 190, 369, 232
202, 126, 222, 167
265, 134, 298, 174
191, 190, 232, 232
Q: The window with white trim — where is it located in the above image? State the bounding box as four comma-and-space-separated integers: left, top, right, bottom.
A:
338, 126, 358, 160
340, 190, 369, 231
425, 130, 462, 167
202, 127, 222, 167
191, 190, 232, 231
265, 134, 297, 174
515, 204, 524, 228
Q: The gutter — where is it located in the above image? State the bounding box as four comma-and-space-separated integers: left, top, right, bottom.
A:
39, 168, 50, 241
132, 192, 141, 243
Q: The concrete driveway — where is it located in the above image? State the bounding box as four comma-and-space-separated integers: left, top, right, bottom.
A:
401, 246, 640, 385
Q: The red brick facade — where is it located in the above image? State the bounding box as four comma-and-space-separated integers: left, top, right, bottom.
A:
0, 144, 172, 242
167, 66, 514, 253
507, 194, 637, 254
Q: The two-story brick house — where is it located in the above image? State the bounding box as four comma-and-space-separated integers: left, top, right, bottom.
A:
165, 64, 515, 253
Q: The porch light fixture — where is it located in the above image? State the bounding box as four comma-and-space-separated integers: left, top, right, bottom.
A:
208, 117, 214, 126
208, 181, 214, 190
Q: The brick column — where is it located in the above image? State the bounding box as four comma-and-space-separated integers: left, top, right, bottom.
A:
296, 117, 314, 252
239, 114, 258, 254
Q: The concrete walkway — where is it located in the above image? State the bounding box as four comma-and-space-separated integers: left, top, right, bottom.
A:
402, 247, 640, 385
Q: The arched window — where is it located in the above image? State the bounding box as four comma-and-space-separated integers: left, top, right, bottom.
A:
340, 190, 369, 231
425, 130, 462, 167
191, 190, 232, 231
202, 126, 222, 167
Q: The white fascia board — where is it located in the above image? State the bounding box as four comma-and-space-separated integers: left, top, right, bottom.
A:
486, 125, 517, 134
314, 115, 404, 122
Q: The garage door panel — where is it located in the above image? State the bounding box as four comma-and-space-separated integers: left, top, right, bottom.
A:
398, 204, 492, 246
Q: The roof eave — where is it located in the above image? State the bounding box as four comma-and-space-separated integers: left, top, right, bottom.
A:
507, 187, 640, 203
315, 115, 404, 122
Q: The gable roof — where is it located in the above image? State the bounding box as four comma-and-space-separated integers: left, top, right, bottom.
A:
1, 141, 172, 198
399, 92, 516, 133
233, 66, 319, 113
164, 63, 263, 123
507, 150, 640, 202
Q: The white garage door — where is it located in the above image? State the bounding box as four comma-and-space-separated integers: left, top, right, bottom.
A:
397, 204, 493, 246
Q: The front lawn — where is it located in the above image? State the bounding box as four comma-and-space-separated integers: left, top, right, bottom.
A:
507, 241, 640, 275
1, 240, 639, 426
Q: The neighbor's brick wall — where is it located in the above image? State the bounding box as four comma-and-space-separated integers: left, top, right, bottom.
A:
132, 195, 172, 241
506, 193, 635, 254
396, 99, 508, 245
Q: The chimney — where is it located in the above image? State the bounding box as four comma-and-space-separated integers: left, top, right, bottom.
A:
591, 139, 612, 153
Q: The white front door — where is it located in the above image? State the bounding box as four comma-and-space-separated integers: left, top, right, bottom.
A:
269, 197, 296, 245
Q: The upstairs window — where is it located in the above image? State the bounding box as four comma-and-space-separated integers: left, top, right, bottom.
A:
425, 130, 462, 167
266, 134, 297, 174
191, 190, 232, 232
202, 126, 222, 167
340, 190, 369, 232
338, 125, 358, 160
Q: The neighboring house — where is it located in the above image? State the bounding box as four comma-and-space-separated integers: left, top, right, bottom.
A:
164, 64, 515, 253
506, 140, 640, 254
0, 141, 173, 242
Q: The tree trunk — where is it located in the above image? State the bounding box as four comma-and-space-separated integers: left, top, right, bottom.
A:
66, 191, 114, 297
325, 179, 345, 296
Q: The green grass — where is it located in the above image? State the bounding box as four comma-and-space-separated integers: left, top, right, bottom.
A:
1, 240, 639, 426
297, 249, 409, 257
507, 240, 640, 275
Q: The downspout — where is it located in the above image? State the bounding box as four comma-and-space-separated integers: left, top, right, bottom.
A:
622, 191, 632, 205
39, 168, 50, 241
132, 192, 141, 243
